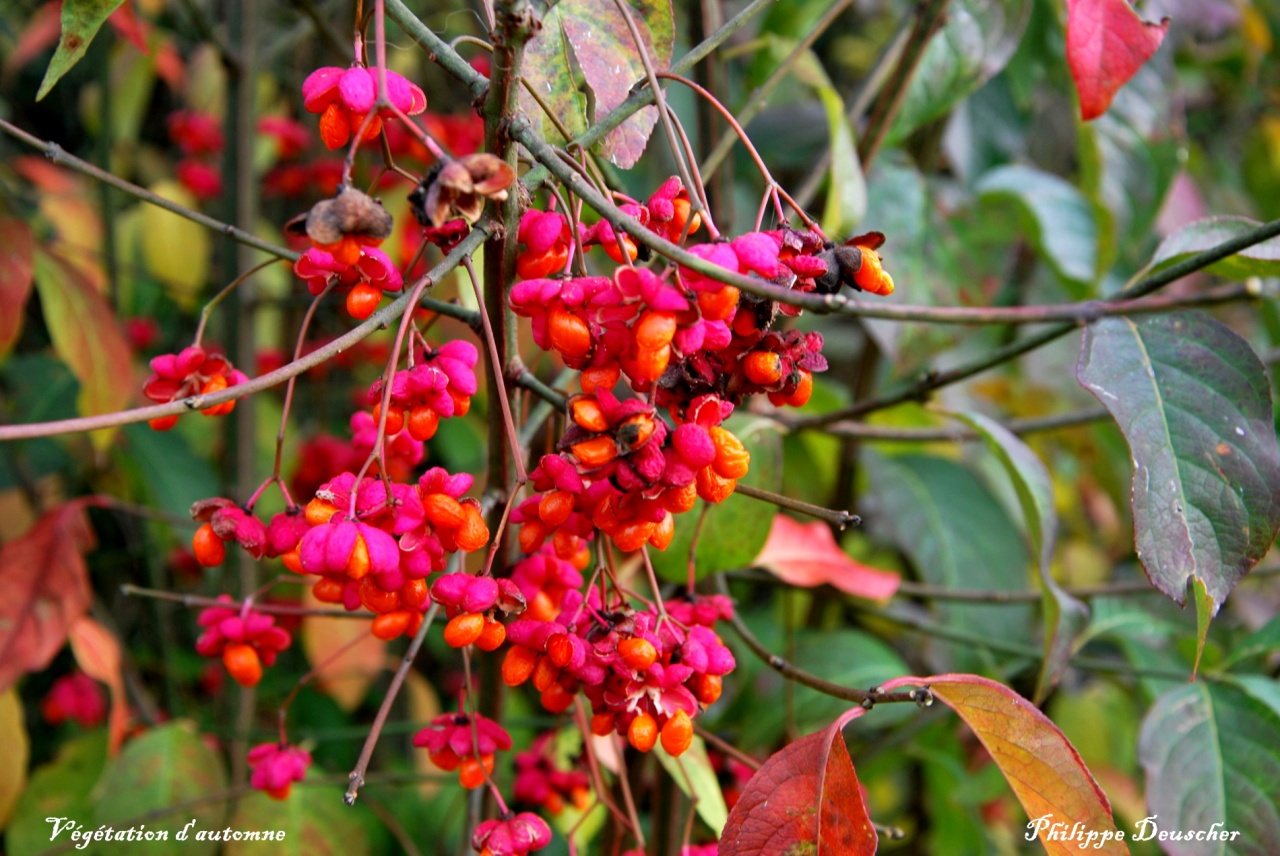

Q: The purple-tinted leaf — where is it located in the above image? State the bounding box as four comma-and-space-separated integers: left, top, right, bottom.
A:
1077, 313, 1280, 612
1138, 680, 1280, 855
558, 0, 673, 169
1149, 215, 1280, 281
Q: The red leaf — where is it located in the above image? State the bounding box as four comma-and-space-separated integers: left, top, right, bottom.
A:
880, 674, 1128, 855
753, 514, 900, 601
0, 219, 36, 357
2, 0, 62, 77
107, 0, 150, 54
1066, 0, 1169, 121
721, 709, 876, 856
0, 500, 97, 693
68, 616, 129, 756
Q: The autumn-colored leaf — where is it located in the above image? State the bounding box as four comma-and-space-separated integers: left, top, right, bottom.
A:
753, 514, 900, 601
300, 588, 385, 712
2, 1, 62, 77
37, 0, 130, 101
1066, 0, 1169, 121
0, 688, 29, 828
68, 615, 129, 756
880, 674, 1128, 855
0, 218, 36, 358
32, 248, 133, 452
720, 708, 877, 856
0, 500, 97, 693
107, 0, 151, 54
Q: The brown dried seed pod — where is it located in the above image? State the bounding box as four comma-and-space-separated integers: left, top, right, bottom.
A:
303, 186, 394, 245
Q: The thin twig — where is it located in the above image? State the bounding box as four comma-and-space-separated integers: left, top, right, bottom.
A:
734, 483, 860, 529
346, 601, 441, 804
121, 584, 376, 618
0, 119, 296, 262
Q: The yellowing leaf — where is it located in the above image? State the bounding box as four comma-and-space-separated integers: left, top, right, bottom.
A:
68, 616, 129, 756
37, 0, 128, 101
139, 181, 211, 308
881, 674, 1127, 855
0, 688, 29, 828
300, 589, 384, 711
32, 249, 133, 452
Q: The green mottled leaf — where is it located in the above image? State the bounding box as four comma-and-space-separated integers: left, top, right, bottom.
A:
32, 249, 133, 452
558, 0, 673, 168
1139, 682, 1280, 853
92, 721, 228, 856
653, 735, 728, 835
944, 411, 1088, 702
977, 164, 1098, 289
37, 0, 127, 101
121, 423, 219, 516
1148, 215, 1280, 281
887, 0, 1031, 145
224, 788, 370, 856
6, 732, 108, 856
865, 453, 1033, 669
519, 6, 589, 148
653, 416, 782, 583
1077, 313, 1280, 612
1221, 615, 1280, 671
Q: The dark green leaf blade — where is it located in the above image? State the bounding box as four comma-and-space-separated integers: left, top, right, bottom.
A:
1138, 681, 1280, 853
1076, 313, 1280, 611
977, 164, 1099, 288
37, 0, 127, 101
1147, 215, 1280, 281
945, 411, 1089, 702
887, 0, 1031, 145
6, 732, 108, 856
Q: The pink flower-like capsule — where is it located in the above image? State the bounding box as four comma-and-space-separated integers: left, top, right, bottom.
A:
302, 66, 427, 150
471, 812, 553, 856
190, 497, 269, 559
42, 673, 107, 728
246, 742, 312, 800
294, 246, 403, 296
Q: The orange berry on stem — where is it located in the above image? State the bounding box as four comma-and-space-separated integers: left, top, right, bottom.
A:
632, 345, 671, 382
429, 746, 461, 772
580, 364, 621, 394
603, 234, 638, 264
476, 618, 506, 651
697, 285, 740, 321
360, 577, 402, 613
661, 710, 694, 757
540, 682, 576, 713
346, 283, 382, 320
458, 755, 490, 789
628, 712, 658, 752
401, 578, 430, 610
149, 414, 180, 431
634, 310, 677, 351
193, 523, 226, 567
649, 512, 675, 550
223, 643, 263, 687
691, 673, 723, 705
502, 645, 539, 686
743, 351, 783, 386
548, 307, 592, 358
538, 490, 576, 528
570, 435, 617, 470
696, 466, 737, 504
281, 549, 304, 574
373, 402, 405, 435
455, 504, 490, 552
407, 405, 440, 441
444, 612, 486, 648
312, 577, 345, 603
709, 426, 750, 479
591, 711, 616, 736
611, 520, 655, 553
518, 520, 548, 554
618, 637, 658, 672
422, 493, 466, 529
570, 396, 610, 433
547, 634, 576, 668
371, 611, 412, 640
532, 655, 560, 693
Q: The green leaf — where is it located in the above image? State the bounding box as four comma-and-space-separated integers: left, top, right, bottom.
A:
1077, 313, 1280, 612
0, 355, 77, 490
887, 0, 1032, 145
519, 6, 589, 149
36, 0, 127, 101
864, 453, 1033, 669
32, 249, 133, 453
1138, 682, 1280, 852
1147, 215, 1280, 281
1221, 615, 1280, 671
652, 416, 782, 583
119, 423, 219, 514
943, 411, 1089, 702
5, 732, 108, 856
224, 788, 370, 856
790, 48, 865, 235
1191, 576, 1215, 679
652, 735, 729, 835
91, 721, 228, 855
977, 164, 1098, 289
